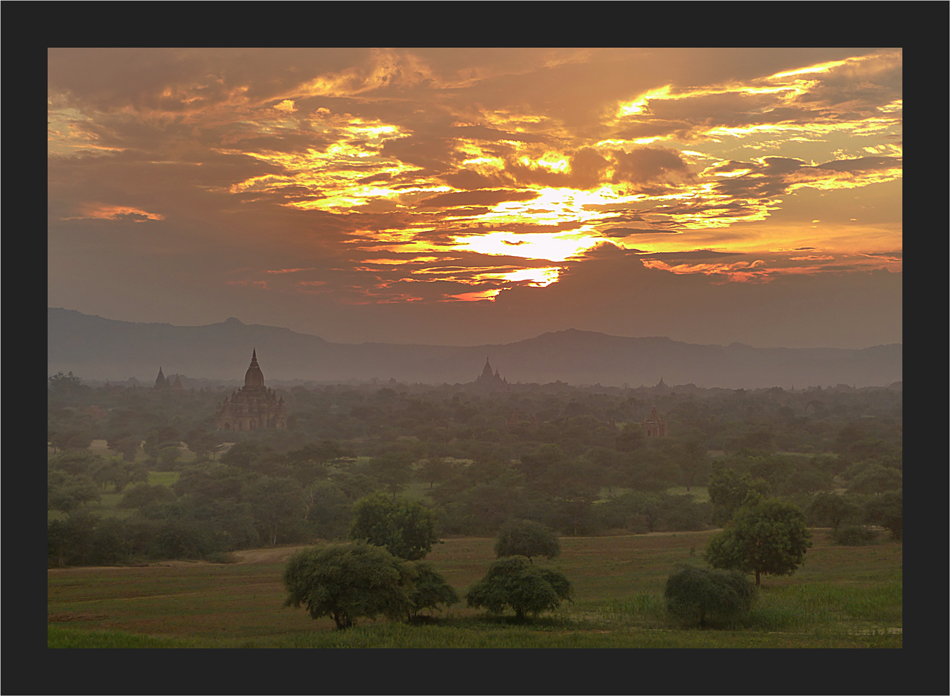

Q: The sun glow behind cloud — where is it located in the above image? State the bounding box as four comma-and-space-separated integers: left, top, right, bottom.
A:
48, 48, 902, 312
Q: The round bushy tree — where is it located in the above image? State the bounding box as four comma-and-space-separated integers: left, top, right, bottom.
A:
466, 556, 573, 620
494, 518, 561, 561
664, 565, 755, 628
404, 561, 460, 622
349, 492, 440, 560
705, 497, 812, 586
282, 543, 412, 629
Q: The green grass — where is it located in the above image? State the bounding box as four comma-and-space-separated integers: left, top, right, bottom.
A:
147, 471, 180, 487
48, 530, 901, 648
666, 486, 709, 502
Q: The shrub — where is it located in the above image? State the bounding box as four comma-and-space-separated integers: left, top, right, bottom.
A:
466, 556, 573, 620
664, 565, 755, 628
831, 525, 878, 546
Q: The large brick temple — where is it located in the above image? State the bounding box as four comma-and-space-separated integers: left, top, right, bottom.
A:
215, 350, 287, 431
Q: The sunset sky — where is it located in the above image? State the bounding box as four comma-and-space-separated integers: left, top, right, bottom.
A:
48, 48, 901, 349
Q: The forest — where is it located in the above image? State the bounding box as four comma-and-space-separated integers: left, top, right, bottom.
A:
47, 371, 903, 566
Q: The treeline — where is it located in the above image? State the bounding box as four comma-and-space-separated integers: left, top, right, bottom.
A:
47, 373, 902, 566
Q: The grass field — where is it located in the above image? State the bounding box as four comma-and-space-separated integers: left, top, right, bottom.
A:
47, 529, 901, 649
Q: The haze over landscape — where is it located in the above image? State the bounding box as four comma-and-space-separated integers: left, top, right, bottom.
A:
48, 48, 901, 355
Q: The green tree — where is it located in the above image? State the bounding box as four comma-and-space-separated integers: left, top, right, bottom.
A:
48, 371, 89, 400
48, 470, 101, 514
664, 565, 755, 628
848, 465, 902, 494
679, 440, 710, 492
863, 489, 902, 540
494, 518, 561, 561
806, 492, 860, 530
707, 465, 770, 526
282, 543, 413, 629
705, 497, 812, 586
404, 561, 460, 621
244, 476, 306, 546
118, 482, 176, 509
349, 492, 440, 560
466, 556, 573, 620
107, 432, 142, 462
367, 450, 414, 497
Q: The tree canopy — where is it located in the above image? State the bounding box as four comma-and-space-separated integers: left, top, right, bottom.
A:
466, 556, 573, 620
705, 497, 812, 586
282, 543, 413, 629
494, 518, 561, 561
349, 492, 440, 560
664, 565, 755, 628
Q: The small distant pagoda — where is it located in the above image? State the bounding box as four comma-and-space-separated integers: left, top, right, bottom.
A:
154, 368, 184, 391
474, 357, 509, 390
642, 406, 667, 437
215, 350, 287, 431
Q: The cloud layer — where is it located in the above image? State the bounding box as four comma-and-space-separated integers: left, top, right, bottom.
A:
48, 48, 901, 348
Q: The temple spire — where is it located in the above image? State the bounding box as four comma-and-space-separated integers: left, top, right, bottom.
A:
244, 349, 265, 389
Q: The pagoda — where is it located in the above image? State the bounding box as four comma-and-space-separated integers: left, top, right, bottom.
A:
215, 350, 287, 431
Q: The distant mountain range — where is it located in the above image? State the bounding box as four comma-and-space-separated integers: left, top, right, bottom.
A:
47, 308, 902, 389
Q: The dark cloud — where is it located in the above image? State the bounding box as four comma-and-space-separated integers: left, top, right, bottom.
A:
417, 189, 540, 209
611, 147, 694, 188
814, 156, 899, 173
641, 249, 741, 261
441, 169, 513, 191
505, 147, 610, 190
602, 227, 679, 237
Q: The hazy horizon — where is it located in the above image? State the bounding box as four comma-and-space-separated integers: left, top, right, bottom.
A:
49, 48, 901, 350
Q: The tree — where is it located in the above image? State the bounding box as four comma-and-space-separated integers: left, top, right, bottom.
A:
664, 565, 755, 628
466, 556, 573, 620
679, 440, 710, 492
48, 470, 101, 514
863, 490, 902, 540
707, 465, 770, 526
349, 492, 440, 560
705, 497, 812, 586
282, 543, 413, 629
806, 492, 860, 530
107, 432, 142, 462
244, 476, 307, 546
404, 561, 460, 621
494, 518, 561, 561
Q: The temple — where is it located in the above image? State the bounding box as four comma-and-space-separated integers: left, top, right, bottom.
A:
474, 357, 509, 390
642, 406, 667, 437
153, 368, 184, 391
215, 350, 287, 431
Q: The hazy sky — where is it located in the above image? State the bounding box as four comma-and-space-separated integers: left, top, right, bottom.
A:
48, 48, 901, 348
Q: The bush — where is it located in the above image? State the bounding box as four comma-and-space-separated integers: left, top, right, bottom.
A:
831, 525, 878, 546
466, 556, 573, 620
664, 565, 755, 628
